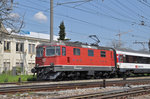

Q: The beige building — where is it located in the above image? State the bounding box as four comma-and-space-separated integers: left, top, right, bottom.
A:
0, 23, 57, 74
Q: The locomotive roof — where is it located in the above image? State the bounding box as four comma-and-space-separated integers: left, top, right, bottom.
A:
37, 41, 114, 51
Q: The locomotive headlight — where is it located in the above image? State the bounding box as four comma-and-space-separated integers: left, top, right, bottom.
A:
36, 64, 39, 67
42, 58, 46, 62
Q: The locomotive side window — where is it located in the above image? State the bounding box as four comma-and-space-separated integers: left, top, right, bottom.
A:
73, 48, 80, 55
56, 46, 60, 55
36, 47, 43, 57
62, 47, 66, 56
100, 51, 106, 57
88, 50, 94, 56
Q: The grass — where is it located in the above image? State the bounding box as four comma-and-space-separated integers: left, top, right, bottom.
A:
0, 74, 36, 83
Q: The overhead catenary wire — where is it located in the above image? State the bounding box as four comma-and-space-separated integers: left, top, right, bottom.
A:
91, 1, 138, 22
18, 1, 149, 40
115, 0, 146, 19
137, 0, 150, 8
15, 0, 150, 43
126, 0, 150, 18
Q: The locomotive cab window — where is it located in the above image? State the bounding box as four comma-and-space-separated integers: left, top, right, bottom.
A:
46, 46, 60, 56
101, 51, 106, 57
88, 50, 94, 56
73, 48, 80, 55
36, 47, 43, 57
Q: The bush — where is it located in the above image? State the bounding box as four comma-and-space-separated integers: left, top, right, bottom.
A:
4, 78, 8, 82
0, 74, 36, 83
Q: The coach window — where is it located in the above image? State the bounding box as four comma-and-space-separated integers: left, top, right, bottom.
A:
148, 58, 150, 64
88, 50, 94, 56
73, 48, 80, 55
101, 51, 106, 57
62, 47, 66, 56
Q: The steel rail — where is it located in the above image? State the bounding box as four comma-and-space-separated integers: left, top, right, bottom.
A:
0, 76, 150, 85
0, 78, 150, 94
56, 86, 150, 99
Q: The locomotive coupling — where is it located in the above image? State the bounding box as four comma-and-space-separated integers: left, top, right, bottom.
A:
50, 63, 54, 66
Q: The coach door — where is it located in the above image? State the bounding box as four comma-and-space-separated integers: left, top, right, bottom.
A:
119, 55, 123, 63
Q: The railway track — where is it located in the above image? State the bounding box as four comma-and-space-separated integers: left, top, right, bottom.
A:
0, 76, 150, 86
1, 77, 150, 94
57, 86, 150, 99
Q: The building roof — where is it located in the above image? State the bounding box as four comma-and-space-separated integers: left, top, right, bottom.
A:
6, 28, 59, 41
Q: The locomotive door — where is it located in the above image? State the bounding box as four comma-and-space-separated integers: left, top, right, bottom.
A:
65, 47, 71, 64
111, 52, 114, 66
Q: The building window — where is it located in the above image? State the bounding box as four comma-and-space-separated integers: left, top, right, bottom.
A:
28, 44, 35, 54
28, 63, 35, 69
101, 51, 106, 57
62, 47, 66, 56
4, 41, 10, 52
16, 62, 24, 73
88, 50, 94, 56
3, 62, 10, 73
16, 42, 24, 52
73, 48, 80, 55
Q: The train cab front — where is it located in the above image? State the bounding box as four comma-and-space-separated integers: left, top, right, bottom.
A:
31, 44, 61, 80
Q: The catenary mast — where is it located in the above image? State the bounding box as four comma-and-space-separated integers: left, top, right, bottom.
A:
50, 0, 53, 42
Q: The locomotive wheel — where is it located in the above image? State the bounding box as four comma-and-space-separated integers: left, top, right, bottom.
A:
103, 72, 110, 78
94, 72, 102, 79
73, 72, 80, 80
56, 76, 63, 81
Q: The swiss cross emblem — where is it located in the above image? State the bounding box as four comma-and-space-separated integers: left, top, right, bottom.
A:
135, 65, 138, 68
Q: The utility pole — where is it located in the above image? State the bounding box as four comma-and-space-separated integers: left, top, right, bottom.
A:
116, 30, 132, 47
133, 41, 149, 51
149, 40, 150, 52
50, 0, 53, 42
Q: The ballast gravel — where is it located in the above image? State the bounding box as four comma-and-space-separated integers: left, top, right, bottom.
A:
0, 84, 150, 99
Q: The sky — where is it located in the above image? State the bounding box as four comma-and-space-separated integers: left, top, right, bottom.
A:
12, 0, 150, 51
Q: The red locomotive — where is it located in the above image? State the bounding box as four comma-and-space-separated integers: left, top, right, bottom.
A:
32, 41, 150, 80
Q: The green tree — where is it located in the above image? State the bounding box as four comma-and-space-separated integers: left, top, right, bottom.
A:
58, 21, 66, 40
